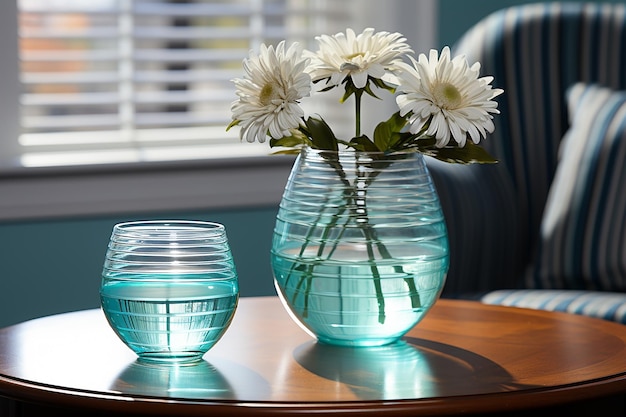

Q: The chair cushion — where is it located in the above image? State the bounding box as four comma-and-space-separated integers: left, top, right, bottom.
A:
482, 289, 626, 324
527, 83, 626, 291
454, 3, 626, 267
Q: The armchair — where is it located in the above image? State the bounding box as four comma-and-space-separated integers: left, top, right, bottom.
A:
430, 2, 626, 323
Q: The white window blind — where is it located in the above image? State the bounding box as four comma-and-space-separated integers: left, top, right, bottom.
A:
17, 0, 356, 167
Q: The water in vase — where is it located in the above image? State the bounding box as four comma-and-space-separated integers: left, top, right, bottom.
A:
272, 243, 448, 346
101, 279, 238, 361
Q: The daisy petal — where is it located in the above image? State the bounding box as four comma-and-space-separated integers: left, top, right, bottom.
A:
230, 42, 311, 143
395, 46, 503, 148
306, 28, 412, 92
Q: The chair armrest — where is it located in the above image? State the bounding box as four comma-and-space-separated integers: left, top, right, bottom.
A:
426, 158, 524, 296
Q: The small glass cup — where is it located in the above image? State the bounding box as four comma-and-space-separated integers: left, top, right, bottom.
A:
100, 220, 239, 363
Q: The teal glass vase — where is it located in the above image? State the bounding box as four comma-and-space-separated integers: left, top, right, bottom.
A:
271, 147, 449, 347
101, 221, 239, 363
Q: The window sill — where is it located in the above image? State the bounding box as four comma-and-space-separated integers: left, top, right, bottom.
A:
0, 155, 295, 221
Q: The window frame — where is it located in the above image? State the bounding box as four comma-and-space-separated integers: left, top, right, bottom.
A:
0, 0, 437, 221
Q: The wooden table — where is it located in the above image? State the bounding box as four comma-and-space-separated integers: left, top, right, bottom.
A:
0, 297, 625, 416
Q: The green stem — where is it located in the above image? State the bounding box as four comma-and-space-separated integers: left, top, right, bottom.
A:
288, 157, 353, 315
292, 214, 350, 318
362, 165, 422, 311
364, 226, 386, 324
353, 162, 389, 324
286, 152, 422, 324
355, 90, 363, 137
361, 159, 422, 312
283, 166, 349, 291
373, 238, 421, 310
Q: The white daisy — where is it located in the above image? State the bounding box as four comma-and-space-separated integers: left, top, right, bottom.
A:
231, 41, 311, 143
396, 46, 504, 147
305, 28, 412, 89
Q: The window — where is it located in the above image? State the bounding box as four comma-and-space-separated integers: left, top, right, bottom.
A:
0, 0, 436, 220
17, 0, 358, 167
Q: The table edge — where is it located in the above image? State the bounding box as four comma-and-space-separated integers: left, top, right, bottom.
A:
2, 359, 625, 416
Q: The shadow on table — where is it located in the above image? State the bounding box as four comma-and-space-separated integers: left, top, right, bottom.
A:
110, 359, 237, 400
294, 337, 539, 400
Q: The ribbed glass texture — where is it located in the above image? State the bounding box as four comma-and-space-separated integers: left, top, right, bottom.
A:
271, 148, 449, 346
100, 220, 239, 363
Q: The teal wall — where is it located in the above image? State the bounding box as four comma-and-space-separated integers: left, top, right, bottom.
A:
0, 207, 278, 327
2, 0, 624, 328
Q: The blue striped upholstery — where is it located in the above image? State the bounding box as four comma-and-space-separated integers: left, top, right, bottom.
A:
455, 2, 626, 264
427, 3, 626, 323
483, 290, 626, 324
531, 83, 626, 291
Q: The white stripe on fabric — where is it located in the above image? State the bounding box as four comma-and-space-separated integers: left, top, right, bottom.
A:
482, 289, 626, 324
588, 104, 626, 288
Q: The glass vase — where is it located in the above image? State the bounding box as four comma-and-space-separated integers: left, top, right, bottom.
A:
100, 220, 239, 363
271, 147, 449, 347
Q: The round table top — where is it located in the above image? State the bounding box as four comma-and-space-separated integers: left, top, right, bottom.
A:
1, 297, 625, 416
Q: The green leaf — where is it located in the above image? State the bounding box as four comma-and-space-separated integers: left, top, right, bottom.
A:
373, 111, 408, 151
269, 135, 309, 149
391, 132, 420, 151
270, 149, 302, 155
340, 79, 360, 103
349, 135, 380, 152
362, 82, 381, 100
370, 77, 396, 94
305, 117, 339, 151
340, 76, 397, 103
415, 138, 499, 164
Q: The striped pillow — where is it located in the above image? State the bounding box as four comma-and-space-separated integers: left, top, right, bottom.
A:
528, 83, 626, 291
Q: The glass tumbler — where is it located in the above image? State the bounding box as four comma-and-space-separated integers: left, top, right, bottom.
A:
100, 220, 239, 363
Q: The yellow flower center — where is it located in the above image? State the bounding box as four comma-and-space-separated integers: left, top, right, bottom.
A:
433, 82, 463, 109
260, 82, 280, 106
340, 52, 366, 72
345, 52, 365, 60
